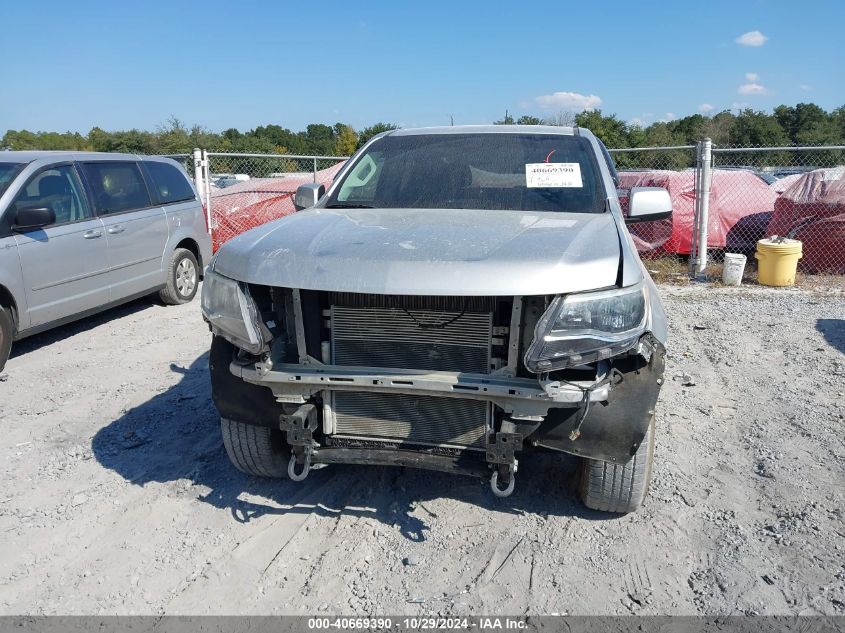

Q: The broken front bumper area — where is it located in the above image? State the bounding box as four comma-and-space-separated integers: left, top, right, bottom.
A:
211, 334, 666, 497
275, 398, 529, 497
232, 361, 613, 420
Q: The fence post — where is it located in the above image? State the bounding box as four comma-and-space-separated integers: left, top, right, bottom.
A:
695, 138, 713, 276
201, 149, 212, 234
193, 148, 204, 201
313, 157, 318, 183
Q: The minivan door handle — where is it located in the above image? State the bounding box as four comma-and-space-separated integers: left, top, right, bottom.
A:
83, 230, 103, 239
107, 225, 125, 234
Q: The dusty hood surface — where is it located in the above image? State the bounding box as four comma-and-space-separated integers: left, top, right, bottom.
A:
212, 207, 625, 296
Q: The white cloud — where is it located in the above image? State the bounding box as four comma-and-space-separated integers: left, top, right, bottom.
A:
800, 84, 812, 91
745, 72, 759, 82
698, 103, 714, 113
736, 30, 767, 47
534, 91, 602, 112
738, 82, 769, 95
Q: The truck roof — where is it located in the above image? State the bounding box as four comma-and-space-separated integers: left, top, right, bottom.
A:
389, 124, 578, 136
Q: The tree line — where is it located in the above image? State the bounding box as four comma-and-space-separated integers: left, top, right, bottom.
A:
3, 103, 843, 167
0, 118, 398, 158
498, 104, 845, 168
498, 103, 844, 149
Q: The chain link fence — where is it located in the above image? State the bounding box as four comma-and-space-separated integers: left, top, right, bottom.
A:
196, 152, 348, 251
611, 143, 845, 282
185, 145, 845, 284
609, 146, 698, 281
710, 145, 845, 278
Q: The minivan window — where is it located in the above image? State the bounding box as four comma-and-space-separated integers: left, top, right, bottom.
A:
144, 161, 196, 205
11, 165, 93, 225
328, 133, 606, 213
80, 161, 152, 214
0, 163, 24, 197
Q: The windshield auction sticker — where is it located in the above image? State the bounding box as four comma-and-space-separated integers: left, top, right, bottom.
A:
525, 162, 583, 188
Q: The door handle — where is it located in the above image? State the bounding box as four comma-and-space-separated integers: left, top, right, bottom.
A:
83, 230, 103, 239
107, 225, 125, 234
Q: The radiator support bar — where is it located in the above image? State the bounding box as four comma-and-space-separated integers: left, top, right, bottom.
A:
234, 362, 610, 419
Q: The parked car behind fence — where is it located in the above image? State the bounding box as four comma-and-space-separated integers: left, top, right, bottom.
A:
208, 162, 345, 252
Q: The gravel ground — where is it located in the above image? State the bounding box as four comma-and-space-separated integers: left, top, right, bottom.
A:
0, 282, 843, 616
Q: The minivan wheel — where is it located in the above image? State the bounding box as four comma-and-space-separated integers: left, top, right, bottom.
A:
160, 248, 199, 305
577, 417, 656, 514
0, 306, 12, 372
220, 417, 291, 478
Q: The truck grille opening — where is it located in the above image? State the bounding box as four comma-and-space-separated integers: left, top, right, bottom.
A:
323, 294, 498, 449
331, 305, 492, 373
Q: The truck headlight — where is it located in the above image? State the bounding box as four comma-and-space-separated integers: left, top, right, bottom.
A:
201, 268, 268, 355
524, 283, 648, 372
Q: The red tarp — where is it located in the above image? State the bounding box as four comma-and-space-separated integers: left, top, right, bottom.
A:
767, 167, 845, 272
617, 170, 777, 255
210, 161, 345, 251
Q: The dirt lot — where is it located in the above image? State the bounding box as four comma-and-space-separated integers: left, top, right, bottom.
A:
0, 283, 843, 616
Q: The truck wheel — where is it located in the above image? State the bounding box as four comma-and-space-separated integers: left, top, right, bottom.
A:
220, 417, 290, 478
578, 417, 656, 513
159, 248, 199, 305
0, 306, 12, 373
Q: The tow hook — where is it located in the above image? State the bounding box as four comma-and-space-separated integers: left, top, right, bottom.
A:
288, 450, 312, 482
486, 431, 521, 498
490, 466, 516, 498
279, 403, 318, 482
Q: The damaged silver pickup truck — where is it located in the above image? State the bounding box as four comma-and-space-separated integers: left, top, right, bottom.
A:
202, 125, 671, 513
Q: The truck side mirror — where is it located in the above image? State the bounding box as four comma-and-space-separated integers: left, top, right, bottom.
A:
626, 187, 672, 223
294, 183, 326, 211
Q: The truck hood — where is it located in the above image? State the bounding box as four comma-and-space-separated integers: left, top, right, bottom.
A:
212, 207, 626, 296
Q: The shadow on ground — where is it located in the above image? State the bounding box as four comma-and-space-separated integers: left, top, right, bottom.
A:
10, 297, 157, 361
92, 352, 611, 542
816, 318, 845, 355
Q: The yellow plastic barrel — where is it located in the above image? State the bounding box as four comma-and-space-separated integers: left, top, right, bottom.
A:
755, 237, 802, 287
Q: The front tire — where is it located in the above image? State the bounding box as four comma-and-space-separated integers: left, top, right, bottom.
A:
159, 248, 199, 305
578, 416, 656, 513
0, 306, 13, 373
220, 417, 291, 478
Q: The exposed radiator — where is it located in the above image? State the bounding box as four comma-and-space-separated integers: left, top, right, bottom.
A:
331, 392, 488, 448
326, 298, 494, 449
330, 305, 492, 373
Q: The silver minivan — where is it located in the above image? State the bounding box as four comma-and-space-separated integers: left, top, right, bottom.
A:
0, 151, 212, 371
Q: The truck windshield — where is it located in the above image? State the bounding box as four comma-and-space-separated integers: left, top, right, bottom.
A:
0, 163, 24, 197
327, 133, 606, 213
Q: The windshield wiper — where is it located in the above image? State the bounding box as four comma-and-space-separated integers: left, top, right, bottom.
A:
324, 203, 374, 209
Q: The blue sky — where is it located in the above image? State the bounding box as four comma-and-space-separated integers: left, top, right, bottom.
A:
2, 0, 843, 133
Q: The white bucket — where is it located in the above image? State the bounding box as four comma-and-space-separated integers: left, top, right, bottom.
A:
722, 253, 747, 286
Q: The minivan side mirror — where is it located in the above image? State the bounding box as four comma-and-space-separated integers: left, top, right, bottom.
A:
626, 187, 672, 223
12, 206, 56, 232
293, 183, 326, 211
